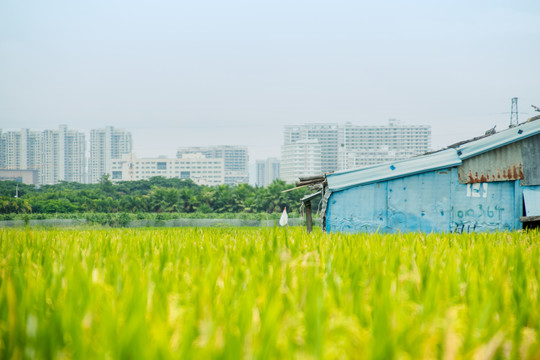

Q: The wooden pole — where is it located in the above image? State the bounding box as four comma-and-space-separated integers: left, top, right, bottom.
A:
306, 201, 313, 233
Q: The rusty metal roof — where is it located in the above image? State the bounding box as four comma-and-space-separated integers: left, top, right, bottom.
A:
457, 140, 525, 183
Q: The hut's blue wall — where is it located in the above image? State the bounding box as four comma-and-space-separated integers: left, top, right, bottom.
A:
326, 167, 523, 233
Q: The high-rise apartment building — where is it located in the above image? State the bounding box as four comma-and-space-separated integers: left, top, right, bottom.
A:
284, 124, 339, 174
89, 126, 132, 183
26, 130, 42, 173
0, 130, 4, 169
280, 139, 322, 184
338, 119, 431, 169
281, 120, 431, 181
1, 129, 39, 170
111, 153, 225, 185
176, 145, 249, 185
63, 126, 87, 183
0, 126, 86, 184
40, 128, 64, 185
256, 158, 280, 187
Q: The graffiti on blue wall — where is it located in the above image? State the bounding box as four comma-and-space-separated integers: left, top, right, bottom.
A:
326, 167, 520, 234
453, 204, 505, 220
450, 180, 514, 233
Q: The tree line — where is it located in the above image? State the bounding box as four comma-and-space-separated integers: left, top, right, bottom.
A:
0, 176, 313, 215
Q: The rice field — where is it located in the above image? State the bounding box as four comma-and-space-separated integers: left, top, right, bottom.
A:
1, 227, 539, 359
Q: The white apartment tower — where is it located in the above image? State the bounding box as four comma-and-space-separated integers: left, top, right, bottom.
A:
256, 157, 280, 187
63, 126, 87, 183
281, 120, 431, 181
26, 130, 43, 175
283, 124, 339, 174
338, 119, 431, 169
89, 126, 132, 183
176, 145, 249, 185
0, 130, 4, 169
0, 129, 40, 170
40, 128, 65, 184
0, 126, 86, 184
280, 139, 322, 184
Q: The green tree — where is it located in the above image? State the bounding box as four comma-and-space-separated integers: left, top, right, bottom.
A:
99, 174, 114, 195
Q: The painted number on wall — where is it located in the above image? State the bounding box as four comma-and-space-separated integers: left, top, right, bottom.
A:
454, 205, 505, 219
466, 183, 488, 198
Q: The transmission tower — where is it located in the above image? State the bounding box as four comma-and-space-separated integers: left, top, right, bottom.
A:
510, 97, 519, 127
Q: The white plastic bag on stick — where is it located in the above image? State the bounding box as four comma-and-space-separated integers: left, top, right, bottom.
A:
279, 207, 288, 226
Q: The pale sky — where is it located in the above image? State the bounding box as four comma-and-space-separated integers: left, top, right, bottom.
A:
1, 0, 539, 162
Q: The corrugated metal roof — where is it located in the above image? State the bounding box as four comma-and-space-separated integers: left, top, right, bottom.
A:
327, 149, 461, 191
456, 120, 540, 159
458, 141, 524, 183
326, 120, 540, 192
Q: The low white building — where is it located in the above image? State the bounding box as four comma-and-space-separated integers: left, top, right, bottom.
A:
110, 153, 225, 186
176, 145, 249, 185
0, 169, 39, 185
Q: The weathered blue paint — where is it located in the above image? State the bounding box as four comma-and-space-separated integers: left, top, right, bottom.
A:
326, 183, 388, 233
326, 167, 523, 234
387, 169, 452, 233
449, 172, 516, 233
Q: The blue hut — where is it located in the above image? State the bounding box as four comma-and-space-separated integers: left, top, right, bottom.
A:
310, 119, 540, 234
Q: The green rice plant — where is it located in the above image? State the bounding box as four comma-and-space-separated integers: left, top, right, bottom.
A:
0, 228, 539, 359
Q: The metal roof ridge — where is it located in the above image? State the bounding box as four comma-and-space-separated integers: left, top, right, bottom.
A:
328, 148, 459, 177
327, 148, 461, 191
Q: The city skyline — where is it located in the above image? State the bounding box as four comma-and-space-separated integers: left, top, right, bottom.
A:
1, 111, 538, 163
0, 125, 131, 185
1, 119, 432, 185
0, 117, 434, 162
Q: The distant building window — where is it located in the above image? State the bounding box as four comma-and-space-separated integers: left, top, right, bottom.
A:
112, 171, 122, 179
180, 171, 190, 179
157, 162, 167, 170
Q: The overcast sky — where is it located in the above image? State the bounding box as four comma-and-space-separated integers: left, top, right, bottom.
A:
1, 0, 539, 162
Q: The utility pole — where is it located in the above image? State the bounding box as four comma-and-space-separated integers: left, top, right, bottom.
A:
510, 97, 519, 127
15, 184, 19, 198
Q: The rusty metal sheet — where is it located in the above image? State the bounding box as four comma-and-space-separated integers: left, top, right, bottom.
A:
521, 134, 540, 186
458, 141, 523, 183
